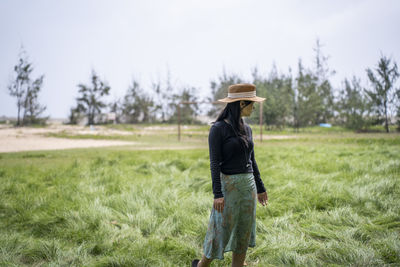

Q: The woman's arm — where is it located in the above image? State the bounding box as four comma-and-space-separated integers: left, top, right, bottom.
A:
251, 149, 266, 194
208, 124, 224, 199
250, 133, 268, 206
248, 125, 268, 206
248, 125, 266, 194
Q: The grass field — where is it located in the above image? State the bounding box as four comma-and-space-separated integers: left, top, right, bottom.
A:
0, 127, 399, 266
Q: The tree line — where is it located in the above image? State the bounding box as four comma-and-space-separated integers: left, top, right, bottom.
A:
7, 41, 400, 132
209, 40, 400, 132
67, 71, 199, 125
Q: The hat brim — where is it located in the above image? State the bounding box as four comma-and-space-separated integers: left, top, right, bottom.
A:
217, 96, 266, 103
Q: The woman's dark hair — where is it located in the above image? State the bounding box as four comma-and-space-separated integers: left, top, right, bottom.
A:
215, 101, 251, 147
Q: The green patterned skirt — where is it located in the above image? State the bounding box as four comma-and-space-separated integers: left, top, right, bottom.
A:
203, 172, 257, 260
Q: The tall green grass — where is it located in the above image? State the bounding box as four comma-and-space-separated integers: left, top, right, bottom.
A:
0, 135, 399, 266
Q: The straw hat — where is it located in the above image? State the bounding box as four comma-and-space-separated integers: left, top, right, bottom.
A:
217, 83, 266, 103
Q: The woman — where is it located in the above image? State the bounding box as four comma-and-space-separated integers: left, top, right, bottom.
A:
192, 84, 269, 267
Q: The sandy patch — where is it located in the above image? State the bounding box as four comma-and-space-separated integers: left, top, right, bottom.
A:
260, 135, 295, 140
0, 124, 135, 137
0, 135, 137, 153
0, 124, 298, 153
0, 125, 137, 153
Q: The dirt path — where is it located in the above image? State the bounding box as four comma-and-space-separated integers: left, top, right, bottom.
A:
0, 125, 137, 153
0, 136, 137, 153
0, 124, 297, 153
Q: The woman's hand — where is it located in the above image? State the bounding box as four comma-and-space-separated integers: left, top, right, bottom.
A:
257, 192, 268, 206
213, 197, 224, 213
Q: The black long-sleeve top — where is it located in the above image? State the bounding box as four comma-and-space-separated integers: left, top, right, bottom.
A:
208, 120, 266, 199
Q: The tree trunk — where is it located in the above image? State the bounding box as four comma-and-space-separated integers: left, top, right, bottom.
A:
88, 110, 93, 125
17, 105, 21, 126
384, 101, 389, 133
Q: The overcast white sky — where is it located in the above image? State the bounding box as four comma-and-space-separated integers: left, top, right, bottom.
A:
1, 0, 399, 118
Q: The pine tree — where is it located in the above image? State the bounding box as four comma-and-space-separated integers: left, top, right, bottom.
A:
23, 75, 47, 124
8, 48, 47, 126
67, 107, 81, 125
169, 87, 199, 124
313, 39, 335, 123
251, 65, 293, 129
75, 70, 111, 125
122, 79, 155, 123
295, 59, 319, 127
336, 76, 370, 130
365, 56, 399, 132
108, 97, 122, 124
